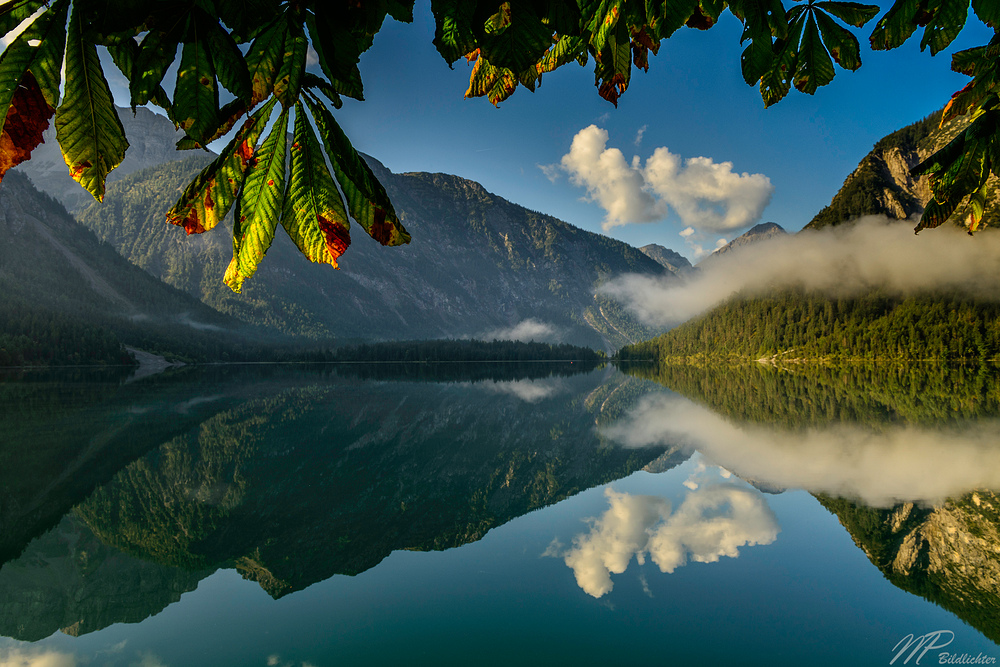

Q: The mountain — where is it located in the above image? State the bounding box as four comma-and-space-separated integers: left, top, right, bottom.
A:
0, 514, 209, 642
618, 287, 1000, 364
0, 170, 270, 365
639, 243, 693, 274
699, 222, 787, 265
805, 110, 1000, 231
0, 365, 677, 621
14, 107, 191, 212
619, 111, 1000, 363
75, 155, 672, 350
820, 492, 1000, 644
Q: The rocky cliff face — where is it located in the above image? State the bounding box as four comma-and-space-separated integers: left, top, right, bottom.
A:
701, 222, 787, 264
639, 244, 693, 274
805, 111, 997, 230
819, 492, 1000, 643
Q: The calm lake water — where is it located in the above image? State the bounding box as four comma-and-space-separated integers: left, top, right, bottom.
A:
2, 362, 999, 666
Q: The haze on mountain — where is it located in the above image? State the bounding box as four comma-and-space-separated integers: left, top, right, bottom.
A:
606, 111, 1000, 344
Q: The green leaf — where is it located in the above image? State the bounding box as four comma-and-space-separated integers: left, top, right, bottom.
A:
742, 37, 775, 85
869, 0, 920, 50
793, 13, 835, 94
245, 16, 285, 107
308, 6, 365, 101
919, 0, 970, 56
972, 0, 1000, 27
106, 38, 174, 121
273, 21, 307, 108
935, 137, 988, 202
914, 196, 960, 233
302, 93, 410, 247
480, 2, 554, 73
281, 102, 352, 269
22, 1, 68, 109
759, 15, 803, 106
302, 72, 343, 109
645, 0, 700, 39
175, 98, 249, 150
431, 0, 479, 64
215, 0, 282, 42
950, 43, 996, 76
132, 28, 183, 110
0, 0, 45, 41
966, 181, 988, 231
537, 35, 587, 73
729, 0, 789, 41
225, 107, 288, 292
167, 97, 276, 232
206, 17, 252, 104
54, 4, 129, 202
0, 0, 68, 136
174, 19, 220, 146
465, 53, 500, 98
815, 1, 879, 28
815, 9, 862, 70
912, 129, 966, 178
386, 0, 416, 23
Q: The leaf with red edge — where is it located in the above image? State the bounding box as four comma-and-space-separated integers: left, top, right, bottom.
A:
302, 93, 409, 247
280, 102, 351, 269
0, 71, 53, 183
166, 97, 276, 234
225, 108, 289, 292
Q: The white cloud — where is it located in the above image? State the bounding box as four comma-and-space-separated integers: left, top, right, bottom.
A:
538, 163, 561, 182
647, 483, 779, 574
601, 216, 1000, 328
0, 650, 76, 667
550, 481, 777, 597
480, 378, 564, 403
605, 393, 1000, 507
560, 488, 671, 597
482, 318, 558, 342
715, 238, 727, 249
634, 124, 648, 146
560, 126, 663, 229
679, 227, 695, 238
555, 126, 773, 232
306, 45, 319, 68
645, 148, 774, 233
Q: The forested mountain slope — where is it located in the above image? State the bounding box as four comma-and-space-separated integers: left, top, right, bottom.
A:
621, 112, 1000, 362
0, 171, 253, 365
77, 155, 672, 350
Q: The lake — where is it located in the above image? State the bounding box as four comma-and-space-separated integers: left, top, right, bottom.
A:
1, 361, 999, 666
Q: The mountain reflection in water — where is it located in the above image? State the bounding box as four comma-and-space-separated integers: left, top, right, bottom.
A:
2, 361, 1000, 664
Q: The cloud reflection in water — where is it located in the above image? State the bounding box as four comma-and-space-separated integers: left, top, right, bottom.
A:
605, 393, 1000, 507
551, 472, 779, 597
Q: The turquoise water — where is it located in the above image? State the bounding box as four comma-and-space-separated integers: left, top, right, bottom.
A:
1, 364, 998, 666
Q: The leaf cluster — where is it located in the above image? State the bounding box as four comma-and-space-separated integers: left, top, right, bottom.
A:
0, 0, 411, 292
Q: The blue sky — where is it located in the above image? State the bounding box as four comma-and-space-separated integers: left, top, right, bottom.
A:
325, 2, 993, 260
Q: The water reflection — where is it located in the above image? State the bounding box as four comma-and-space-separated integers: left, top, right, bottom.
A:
606, 392, 1000, 506
616, 361, 1000, 645
0, 364, 672, 642
549, 464, 779, 597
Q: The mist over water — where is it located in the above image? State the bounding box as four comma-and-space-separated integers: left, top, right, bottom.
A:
602, 217, 1000, 327
605, 393, 1000, 507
